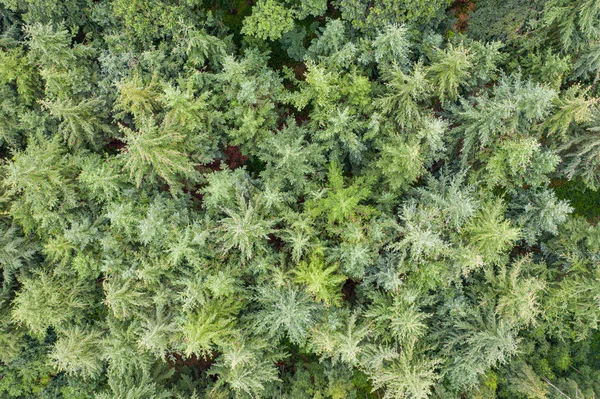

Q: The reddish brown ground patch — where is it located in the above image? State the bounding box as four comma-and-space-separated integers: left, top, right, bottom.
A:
167, 352, 216, 373
451, 0, 476, 33
342, 279, 359, 302
294, 62, 307, 81
198, 145, 249, 173
105, 138, 127, 151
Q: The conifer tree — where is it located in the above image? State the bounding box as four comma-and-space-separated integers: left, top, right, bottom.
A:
463, 200, 521, 264
428, 44, 472, 102
119, 116, 198, 188
253, 284, 317, 345
50, 326, 104, 378
1, 1, 600, 398
293, 250, 347, 306
11, 271, 95, 337
41, 97, 112, 148
215, 195, 274, 260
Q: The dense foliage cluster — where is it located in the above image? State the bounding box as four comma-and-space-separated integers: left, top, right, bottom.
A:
1, 0, 600, 398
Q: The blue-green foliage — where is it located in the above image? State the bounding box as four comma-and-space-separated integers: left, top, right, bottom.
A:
0, 0, 599, 398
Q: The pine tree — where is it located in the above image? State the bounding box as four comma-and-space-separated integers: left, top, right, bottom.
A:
41, 97, 112, 148
77, 153, 125, 202
253, 285, 318, 345
561, 119, 600, 190
376, 137, 425, 191
463, 200, 521, 265
428, 43, 472, 102
119, 116, 198, 188
293, 250, 347, 306
391, 201, 448, 263
3, 134, 77, 234
241, 0, 295, 40
24, 23, 75, 69
452, 75, 557, 165
0, 223, 37, 290
508, 362, 549, 399
335, 0, 451, 30
310, 313, 370, 367
215, 195, 274, 260
96, 363, 173, 399
377, 63, 431, 130
365, 291, 429, 343
11, 271, 95, 336
364, 344, 440, 399
50, 326, 104, 378
511, 189, 573, 243
371, 24, 411, 68
484, 136, 560, 189
0, 48, 41, 106
258, 122, 325, 194
115, 74, 162, 121
209, 339, 282, 398
182, 296, 241, 357
486, 256, 546, 327
306, 161, 375, 231
546, 85, 598, 137
440, 309, 521, 391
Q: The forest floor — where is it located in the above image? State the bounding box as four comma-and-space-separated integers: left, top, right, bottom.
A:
451, 0, 476, 32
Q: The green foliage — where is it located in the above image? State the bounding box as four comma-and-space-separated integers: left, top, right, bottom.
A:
553, 178, 600, 219
209, 339, 282, 398
280, 26, 308, 61
365, 345, 440, 399
182, 296, 242, 357
336, 0, 451, 30
310, 313, 370, 367
0, 223, 37, 290
0, 335, 58, 398
24, 23, 76, 69
0, 48, 41, 105
486, 257, 546, 327
464, 200, 521, 264
428, 43, 473, 102
546, 84, 598, 137
41, 97, 112, 148
511, 188, 573, 243
306, 162, 374, 230
50, 326, 104, 378
365, 291, 429, 343
258, 121, 325, 193
3, 134, 77, 233
441, 309, 521, 391
119, 116, 198, 188
1, 1, 600, 398
115, 74, 162, 121
96, 364, 172, 399
293, 250, 347, 306
561, 117, 600, 190
253, 284, 317, 345
12, 271, 95, 336
484, 136, 560, 189
242, 0, 295, 41
538, 0, 600, 53
111, 0, 198, 43
371, 24, 411, 68
376, 137, 425, 191
452, 74, 557, 175
377, 64, 432, 130
215, 195, 274, 260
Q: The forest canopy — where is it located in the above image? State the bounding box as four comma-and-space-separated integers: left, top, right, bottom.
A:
1, 0, 600, 398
